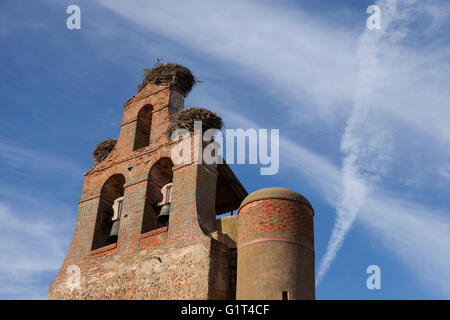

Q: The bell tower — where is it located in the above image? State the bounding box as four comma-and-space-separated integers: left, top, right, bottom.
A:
48, 64, 248, 299
48, 63, 315, 300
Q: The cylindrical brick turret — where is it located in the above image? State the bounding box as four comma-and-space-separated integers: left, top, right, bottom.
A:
236, 187, 315, 300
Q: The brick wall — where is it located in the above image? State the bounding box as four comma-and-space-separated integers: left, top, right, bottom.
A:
238, 199, 314, 249
236, 196, 315, 300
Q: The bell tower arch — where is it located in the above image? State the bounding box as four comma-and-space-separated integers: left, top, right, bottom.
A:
91, 174, 126, 250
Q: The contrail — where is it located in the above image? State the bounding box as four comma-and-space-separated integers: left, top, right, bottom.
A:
316, 0, 403, 285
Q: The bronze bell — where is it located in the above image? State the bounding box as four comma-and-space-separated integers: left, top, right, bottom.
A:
157, 203, 171, 226
107, 220, 120, 243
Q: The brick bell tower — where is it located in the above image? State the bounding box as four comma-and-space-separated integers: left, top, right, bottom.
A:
49, 64, 316, 300
48, 64, 248, 299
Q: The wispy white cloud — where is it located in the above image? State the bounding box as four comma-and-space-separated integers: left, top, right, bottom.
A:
361, 191, 450, 297
96, 0, 358, 123
0, 199, 75, 299
0, 140, 79, 299
317, 0, 450, 285
316, 0, 396, 285
0, 139, 85, 178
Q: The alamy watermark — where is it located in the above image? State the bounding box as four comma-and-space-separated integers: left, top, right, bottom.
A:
366, 265, 381, 290
66, 4, 380, 31
366, 5, 381, 30
66, 5, 81, 30
66, 264, 81, 290
170, 121, 279, 175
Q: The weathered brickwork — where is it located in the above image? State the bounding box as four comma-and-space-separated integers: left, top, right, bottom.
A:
89, 243, 117, 259
238, 199, 314, 249
140, 227, 168, 250
50, 242, 213, 299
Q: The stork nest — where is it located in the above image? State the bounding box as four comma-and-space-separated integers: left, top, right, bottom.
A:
93, 139, 117, 164
137, 63, 196, 97
167, 108, 223, 137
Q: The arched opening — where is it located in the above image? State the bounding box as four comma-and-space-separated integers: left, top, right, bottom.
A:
92, 174, 125, 250
133, 104, 153, 151
141, 157, 174, 233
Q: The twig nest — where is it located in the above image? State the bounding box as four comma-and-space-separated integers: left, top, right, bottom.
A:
93, 139, 117, 164
167, 108, 223, 137
137, 63, 196, 97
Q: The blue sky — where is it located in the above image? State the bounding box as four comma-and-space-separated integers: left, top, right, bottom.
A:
0, 0, 449, 299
